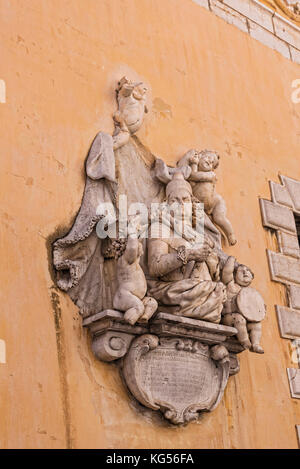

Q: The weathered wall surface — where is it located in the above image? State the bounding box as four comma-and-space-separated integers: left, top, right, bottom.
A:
0, 0, 300, 448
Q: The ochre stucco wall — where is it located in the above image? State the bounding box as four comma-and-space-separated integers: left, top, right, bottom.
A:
1, 0, 300, 449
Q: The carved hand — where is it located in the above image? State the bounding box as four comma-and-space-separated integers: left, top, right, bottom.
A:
189, 170, 217, 183
113, 111, 128, 131
186, 239, 214, 262
200, 171, 217, 182
127, 213, 148, 238
189, 152, 200, 166
112, 111, 130, 150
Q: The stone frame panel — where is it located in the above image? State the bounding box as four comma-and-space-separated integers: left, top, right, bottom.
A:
260, 174, 300, 445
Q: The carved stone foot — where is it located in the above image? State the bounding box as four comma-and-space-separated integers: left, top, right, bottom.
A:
229, 353, 240, 375
241, 339, 251, 350
251, 344, 264, 354
124, 307, 143, 326
228, 234, 237, 246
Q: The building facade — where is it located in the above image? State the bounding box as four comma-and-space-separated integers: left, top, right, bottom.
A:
1, 0, 300, 449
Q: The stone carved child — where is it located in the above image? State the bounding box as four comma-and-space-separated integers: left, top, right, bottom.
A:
177, 149, 237, 246
113, 216, 158, 326
112, 76, 148, 150
221, 256, 264, 354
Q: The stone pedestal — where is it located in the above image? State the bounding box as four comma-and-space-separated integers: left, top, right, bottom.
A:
83, 309, 243, 424
83, 310, 148, 362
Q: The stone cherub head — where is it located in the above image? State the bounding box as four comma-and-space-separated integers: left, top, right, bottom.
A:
234, 264, 254, 287
114, 76, 148, 135
177, 149, 220, 172
221, 256, 263, 354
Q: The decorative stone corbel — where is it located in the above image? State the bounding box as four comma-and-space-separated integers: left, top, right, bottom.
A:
83, 308, 244, 424
83, 310, 148, 362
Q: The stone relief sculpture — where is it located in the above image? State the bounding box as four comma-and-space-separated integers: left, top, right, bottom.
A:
155, 149, 237, 245
178, 149, 237, 245
147, 173, 227, 323
53, 76, 163, 317
113, 216, 158, 326
52, 76, 266, 425
221, 256, 265, 353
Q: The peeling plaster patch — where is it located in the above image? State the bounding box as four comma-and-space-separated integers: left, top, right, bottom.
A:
0, 339, 6, 363
153, 98, 173, 119
0, 80, 6, 103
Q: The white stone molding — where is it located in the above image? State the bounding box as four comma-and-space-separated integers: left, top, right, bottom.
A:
288, 284, 300, 309
280, 175, 300, 212
276, 231, 300, 258
260, 174, 300, 439
269, 181, 294, 208
0, 339, 6, 364
192, 0, 300, 64
276, 305, 300, 339
260, 199, 297, 234
296, 425, 300, 447
0, 80, 6, 104
267, 250, 300, 284
210, 0, 249, 32
261, 173, 300, 290
287, 367, 300, 398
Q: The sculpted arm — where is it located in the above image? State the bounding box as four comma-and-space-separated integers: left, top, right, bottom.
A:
221, 256, 235, 285
112, 112, 130, 150
189, 170, 216, 182
148, 237, 214, 277
148, 239, 183, 277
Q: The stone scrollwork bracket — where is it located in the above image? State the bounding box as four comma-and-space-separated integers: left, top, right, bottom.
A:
122, 334, 230, 425
83, 310, 242, 425
92, 331, 135, 362
83, 310, 148, 362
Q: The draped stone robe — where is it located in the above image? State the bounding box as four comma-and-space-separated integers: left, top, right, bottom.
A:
53, 132, 163, 317
147, 222, 224, 323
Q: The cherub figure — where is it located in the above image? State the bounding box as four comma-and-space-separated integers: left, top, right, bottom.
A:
112, 76, 148, 150
177, 149, 237, 246
113, 215, 158, 326
221, 256, 264, 354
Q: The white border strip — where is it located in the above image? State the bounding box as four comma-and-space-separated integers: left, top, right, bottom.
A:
192, 0, 300, 64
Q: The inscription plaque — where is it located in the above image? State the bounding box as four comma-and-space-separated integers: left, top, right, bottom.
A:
122, 335, 229, 424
